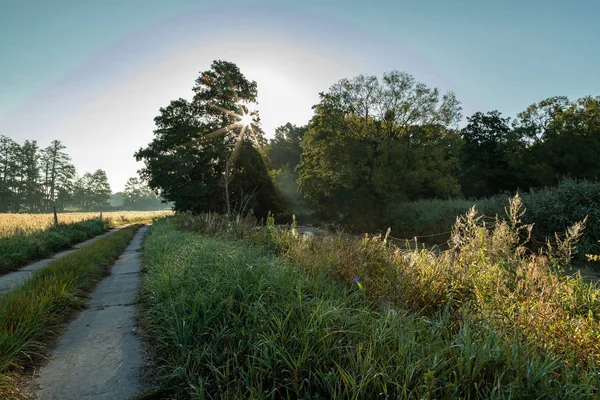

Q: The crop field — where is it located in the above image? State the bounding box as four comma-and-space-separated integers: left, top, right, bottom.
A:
0, 210, 173, 237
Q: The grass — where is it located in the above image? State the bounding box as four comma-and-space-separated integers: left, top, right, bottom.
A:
383, 178, 600, 256
0, 211, 171, 275
0, 210, 173, 237
138, 214, 600, 399
0, 224, 139, 399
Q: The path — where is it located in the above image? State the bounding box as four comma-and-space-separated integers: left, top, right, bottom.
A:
0, 227, 126, 294
34, 225, 149, 400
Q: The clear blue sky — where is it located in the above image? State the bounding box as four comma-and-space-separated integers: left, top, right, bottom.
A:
1, 0, 599, 191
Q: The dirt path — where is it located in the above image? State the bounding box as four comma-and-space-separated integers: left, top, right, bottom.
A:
34, 226, 149, 400
0, 227, 126, 294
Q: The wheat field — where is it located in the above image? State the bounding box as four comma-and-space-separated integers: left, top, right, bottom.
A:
0, 211, 173, 237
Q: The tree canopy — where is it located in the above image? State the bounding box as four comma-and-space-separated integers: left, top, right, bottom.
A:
297, 71, 462, 229
135, 60, 281, 217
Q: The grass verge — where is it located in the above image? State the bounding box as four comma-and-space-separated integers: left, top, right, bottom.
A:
0, 219, 108, 275
0, 224, 140, 399
139, 218, 599, 399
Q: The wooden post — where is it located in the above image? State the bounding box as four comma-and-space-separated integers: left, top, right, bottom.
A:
53, 206, 59, 226
99, 212, 103, 220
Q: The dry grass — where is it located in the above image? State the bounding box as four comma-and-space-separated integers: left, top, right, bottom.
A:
0, 211, 173, 237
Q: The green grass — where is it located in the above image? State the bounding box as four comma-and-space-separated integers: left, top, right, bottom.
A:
139, 218, 599, 399
0, 219, 109, 275
383, 178, 600, 256
0, 225, 139, 397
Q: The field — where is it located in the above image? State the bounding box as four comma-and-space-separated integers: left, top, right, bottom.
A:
0, 211, 174, 237
137, 205, 600, 398
0, 211, 173, 275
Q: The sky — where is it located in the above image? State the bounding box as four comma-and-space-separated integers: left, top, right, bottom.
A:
1, 0, 599, 192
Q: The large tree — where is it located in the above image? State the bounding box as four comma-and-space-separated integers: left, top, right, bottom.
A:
40, 140, 75, 212
135, 60, 280, 217
459, 111, 526, 198
297, 71, 462, 229
514, 96, 600, 187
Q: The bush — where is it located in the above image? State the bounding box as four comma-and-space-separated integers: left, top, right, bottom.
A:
383, 178, 600, 255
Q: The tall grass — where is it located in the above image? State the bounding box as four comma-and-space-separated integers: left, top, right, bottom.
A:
383, 178, 600, 255
0, 225, 139, 398
139, 216, 600, 399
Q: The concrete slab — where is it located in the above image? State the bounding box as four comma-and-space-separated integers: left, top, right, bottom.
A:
112, 252, 141, 275
20, 259, 54, 272
90, 273, 140, 308
34, 226, 149, 400
0, 271, 33, 293
35, 306, 142, 400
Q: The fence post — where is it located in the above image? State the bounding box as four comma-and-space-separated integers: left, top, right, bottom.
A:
53, 206, 59, 226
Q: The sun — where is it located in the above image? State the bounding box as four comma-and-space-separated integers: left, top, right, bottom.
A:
239, 114, 253, 126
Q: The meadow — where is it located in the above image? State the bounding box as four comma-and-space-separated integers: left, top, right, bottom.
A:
0, 210, 173, 275
138, 199, 600, 398
0, 210, 173, 237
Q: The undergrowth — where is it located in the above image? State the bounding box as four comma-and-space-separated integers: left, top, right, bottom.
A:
139, 202, 600, 398
384, 178, 600, 256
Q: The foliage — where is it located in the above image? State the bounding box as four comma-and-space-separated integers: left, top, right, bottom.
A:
297, 71, 462, 230
459, 111, 526, 198
72, 169, 112, 211
0, 136, 105, 213
121, 176, 170, 210
0, 225, 138, 398
266, 123, 306, 171
136, 60, 281, 218
139, 218, 600, 399
384, 178, 600, 256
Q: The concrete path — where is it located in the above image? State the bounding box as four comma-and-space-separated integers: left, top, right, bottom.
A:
0, 227, 124, 294
35, 226, 149, 400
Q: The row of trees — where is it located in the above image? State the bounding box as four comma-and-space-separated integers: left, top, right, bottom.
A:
267, 77, 600, 230
0, 137, 165, 213
0, 136, 112, 212
135, 60, 600, 231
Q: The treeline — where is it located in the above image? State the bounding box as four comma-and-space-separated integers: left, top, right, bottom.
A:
134, 60, 599, 234
0, 136, 166, 213
265, 73, 600, 231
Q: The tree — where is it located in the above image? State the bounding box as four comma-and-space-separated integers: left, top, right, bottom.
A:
297, 71, 462, 229
514, 96, 600, 186
40, 140, 75, 212
72, 169, 111, 211
18, 140, 42, 212
459, 111, 525, 197
0, 135, 20, 212
267, 123, 307, 170
135, 60, 281, 217
122, 176, 169, 210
